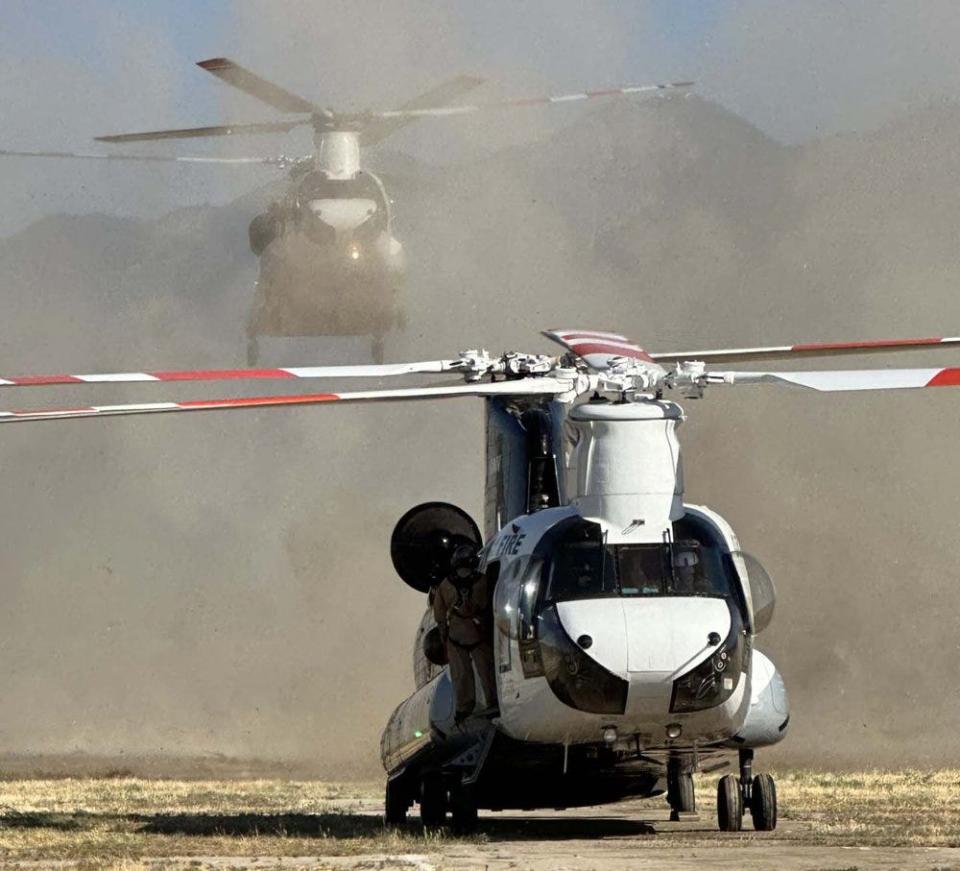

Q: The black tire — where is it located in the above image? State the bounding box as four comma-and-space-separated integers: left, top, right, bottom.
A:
419, 773, 446, 828
750, 773, 777, 831
667, 764, 695, 819
384, 778, 408, 826
717, 774, 743, 832
674, 772, 695, 813
449, 782, 479, 834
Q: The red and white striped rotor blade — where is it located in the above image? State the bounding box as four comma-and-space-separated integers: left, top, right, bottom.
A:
653, 335, 960, 365
371, 80, 693, 120
543, 329, 656, 371
0, 360, 461, 389
0, 377, 573, 424
710, 368, 960, 392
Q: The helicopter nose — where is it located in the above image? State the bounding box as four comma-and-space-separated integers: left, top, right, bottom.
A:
624, 599, 730, 674
556, 597, 732, 701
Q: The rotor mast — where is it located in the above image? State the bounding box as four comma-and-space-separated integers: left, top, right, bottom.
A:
312, 121, 361, 179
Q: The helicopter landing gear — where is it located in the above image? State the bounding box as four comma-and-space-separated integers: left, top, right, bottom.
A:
449, 779, 479, 834
739, 748, 777, 831
667, 757, 696, 821
750, 772, 777, 830
716, 750, 777, 832
717, 773, 743, 831
418, 771, 447, 828
384, 775, 409, 826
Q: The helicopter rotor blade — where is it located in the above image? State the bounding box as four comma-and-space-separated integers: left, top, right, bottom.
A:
196, 57, 324, 115
0, 147, 295, 166
95, 119, 307, 144
360, 74, 486, 147
705, 368, 960, 392
0, 378, 573, 424
543, 329, 656, 371
653, 335, 960, 365
367, 80, 693, 121
0, 360, 463, 388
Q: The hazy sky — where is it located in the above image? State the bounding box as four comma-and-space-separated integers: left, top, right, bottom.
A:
2, 0, 959, 235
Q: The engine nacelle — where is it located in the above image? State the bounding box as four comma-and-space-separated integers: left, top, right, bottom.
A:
724, 649, 790, 748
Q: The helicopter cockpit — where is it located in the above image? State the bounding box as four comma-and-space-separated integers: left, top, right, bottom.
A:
539, 517, 742, 605
547, 538, 733, 602
490, 508, 759, 720
293, 169, 389, 245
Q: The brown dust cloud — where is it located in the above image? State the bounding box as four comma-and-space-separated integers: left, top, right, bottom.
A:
1, 4, 960, 776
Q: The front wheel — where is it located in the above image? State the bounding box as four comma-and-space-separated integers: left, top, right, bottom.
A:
717, 774, 743, 832
750, 773, 777, 831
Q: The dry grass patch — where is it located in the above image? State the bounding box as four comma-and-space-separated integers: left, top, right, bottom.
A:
696, 769, 960, 847
0, 769, 958, 865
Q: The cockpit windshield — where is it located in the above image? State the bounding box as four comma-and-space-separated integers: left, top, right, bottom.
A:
547, 537, 733, 601
296, 171, 387, 210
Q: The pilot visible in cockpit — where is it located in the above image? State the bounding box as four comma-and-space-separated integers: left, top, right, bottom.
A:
673, 543, 710, 594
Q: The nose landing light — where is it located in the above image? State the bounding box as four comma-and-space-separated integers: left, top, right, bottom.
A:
666, 723, 683, 740
602, 726, 618, 745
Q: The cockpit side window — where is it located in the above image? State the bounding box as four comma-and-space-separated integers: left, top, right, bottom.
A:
673, 515, 749, 619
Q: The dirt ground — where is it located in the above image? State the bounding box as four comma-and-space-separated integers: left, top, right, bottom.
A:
0, 771, 958, 870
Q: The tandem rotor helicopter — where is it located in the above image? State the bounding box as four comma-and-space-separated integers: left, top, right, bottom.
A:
2, 327, 959, 832
0, 58, 692, 363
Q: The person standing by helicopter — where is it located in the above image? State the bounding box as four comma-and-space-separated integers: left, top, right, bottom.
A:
433, 542, 498, 723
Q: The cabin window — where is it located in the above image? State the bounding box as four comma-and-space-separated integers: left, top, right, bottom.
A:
546, 539, 618, 600
547, 538, 734, 601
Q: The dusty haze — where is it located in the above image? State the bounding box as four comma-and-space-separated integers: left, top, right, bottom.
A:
2, 4, 960, 776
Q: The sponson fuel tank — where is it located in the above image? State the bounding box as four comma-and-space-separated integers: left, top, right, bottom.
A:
380, 670, 483, 772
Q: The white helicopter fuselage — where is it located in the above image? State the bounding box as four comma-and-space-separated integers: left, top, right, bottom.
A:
381, 397, 789, 808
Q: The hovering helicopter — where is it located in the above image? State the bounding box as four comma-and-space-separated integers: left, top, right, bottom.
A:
0, 59, 692, 363
3, 328, 959, 831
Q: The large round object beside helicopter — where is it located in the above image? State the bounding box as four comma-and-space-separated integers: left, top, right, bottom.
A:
390, 501, 483, 594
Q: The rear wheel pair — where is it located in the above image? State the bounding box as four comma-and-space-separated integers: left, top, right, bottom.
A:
717, 773, 777, 831
419, 774, 446, 828
392, 773, 478, 833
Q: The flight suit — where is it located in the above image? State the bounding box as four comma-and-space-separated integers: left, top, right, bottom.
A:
433, 573, 498, 720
